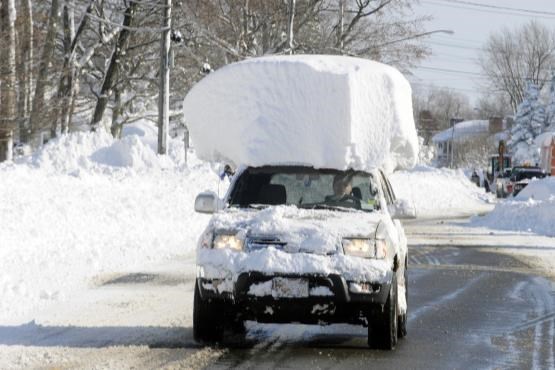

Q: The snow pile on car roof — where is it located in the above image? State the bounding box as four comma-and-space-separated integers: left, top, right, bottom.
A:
472, 177, 555, 237
183, 55, 418, 172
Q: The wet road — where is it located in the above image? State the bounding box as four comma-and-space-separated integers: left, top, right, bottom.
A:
208, 244, 555, 370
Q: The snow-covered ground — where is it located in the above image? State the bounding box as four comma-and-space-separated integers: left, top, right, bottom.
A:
0, 121, 550, 328
471, 177, 555, 237
0, 122, 554, 369
0, 123, 222, 324
390, 165, 494, 219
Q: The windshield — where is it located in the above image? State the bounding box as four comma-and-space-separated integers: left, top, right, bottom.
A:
228, 167, 380, 212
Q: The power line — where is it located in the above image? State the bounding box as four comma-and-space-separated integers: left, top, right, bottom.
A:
426, 40, 484, 52
416, 65, 554, 83
437, 0, 555, 17
423, 0, 555, 19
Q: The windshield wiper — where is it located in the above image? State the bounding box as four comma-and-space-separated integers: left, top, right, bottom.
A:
299, 204, 359, 212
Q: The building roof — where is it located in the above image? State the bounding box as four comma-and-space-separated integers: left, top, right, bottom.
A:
432, 120, 489, 143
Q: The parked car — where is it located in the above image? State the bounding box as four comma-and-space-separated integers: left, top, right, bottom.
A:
193, 165, 415, 350
506, 166, 547, 197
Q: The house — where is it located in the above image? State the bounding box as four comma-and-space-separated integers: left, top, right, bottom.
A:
432, 117, 508, 167
537, 132, 555, 176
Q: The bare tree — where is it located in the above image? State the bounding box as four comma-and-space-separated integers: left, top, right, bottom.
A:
90, 1, 139, 131
413, 85, 473, 130
29, 0, 62, 144
474, 93, 512, 119
0, 0, 17, 161
480, 20, 555, 113
16, 0, 33, 143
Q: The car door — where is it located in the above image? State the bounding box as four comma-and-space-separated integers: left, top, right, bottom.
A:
378, 170, 408, 265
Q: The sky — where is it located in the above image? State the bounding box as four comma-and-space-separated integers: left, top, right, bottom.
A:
410, 0, 555, 106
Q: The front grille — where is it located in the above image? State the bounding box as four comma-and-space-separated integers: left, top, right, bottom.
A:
246, 236, 287, 251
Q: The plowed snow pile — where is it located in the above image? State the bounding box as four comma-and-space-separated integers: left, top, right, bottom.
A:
0, 122, 221, 323
472, 177, 555, 236
183, 55, 418, 173
390, 166, 494, 218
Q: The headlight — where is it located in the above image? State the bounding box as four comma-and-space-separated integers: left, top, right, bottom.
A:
212, 233, 244, 251
342, 238, 387, 259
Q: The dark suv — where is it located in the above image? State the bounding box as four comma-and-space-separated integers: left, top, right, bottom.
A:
507, 167, 547, 197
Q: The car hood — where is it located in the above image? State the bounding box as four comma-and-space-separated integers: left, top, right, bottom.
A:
206, 205, 386, 255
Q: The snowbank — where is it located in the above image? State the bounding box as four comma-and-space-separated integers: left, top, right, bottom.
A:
183, 55, 418, 173
472, 177, 555, 237
0, 122, 222, 323
389, 165, 494, 218
24, 121, 184, 173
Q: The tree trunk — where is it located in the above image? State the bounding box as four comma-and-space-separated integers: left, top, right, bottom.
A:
90, 2, 137, 132
110, 88, 123, 138
0, 0, 16, 161
158, 0, 171, 154
1, 0, 17, 125
17, 0, 33, 143
29, 0, 61, 144
53, 1, 76, 137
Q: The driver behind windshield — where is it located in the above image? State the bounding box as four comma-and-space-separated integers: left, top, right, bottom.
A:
325, 173, 361, 208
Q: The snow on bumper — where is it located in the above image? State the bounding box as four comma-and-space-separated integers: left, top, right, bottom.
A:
196, 247, 392, 298
197, 247, 390, 283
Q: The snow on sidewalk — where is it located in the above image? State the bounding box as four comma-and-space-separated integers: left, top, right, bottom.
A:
0, 123, 221, 324
471, 177, 555, 238
390, 165, 494, 219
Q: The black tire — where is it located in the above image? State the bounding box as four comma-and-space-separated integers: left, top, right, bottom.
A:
368, 274, 398, 350
397, 263, 408, 339
193, 281, 224, 343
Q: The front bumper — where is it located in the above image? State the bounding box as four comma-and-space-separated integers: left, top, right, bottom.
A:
197, 270, 392, 325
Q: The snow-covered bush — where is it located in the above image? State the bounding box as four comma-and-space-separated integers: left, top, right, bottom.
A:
509, 82, 545, 165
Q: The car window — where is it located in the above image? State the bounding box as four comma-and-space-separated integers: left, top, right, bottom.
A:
228, 167, 381, 212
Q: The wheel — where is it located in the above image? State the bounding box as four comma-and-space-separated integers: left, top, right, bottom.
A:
193, 280, 224, 343
397, 263, 408, 339
368, 274, 398, 350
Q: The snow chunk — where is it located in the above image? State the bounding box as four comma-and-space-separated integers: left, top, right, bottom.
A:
183, 55, 418, 173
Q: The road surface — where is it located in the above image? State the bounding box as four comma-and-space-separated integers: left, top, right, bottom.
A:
1, 223, 554, 369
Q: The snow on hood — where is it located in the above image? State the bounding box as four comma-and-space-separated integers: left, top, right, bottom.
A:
196, 206, 391, 284
183, 55, 418, 173
206, 205, 384, 254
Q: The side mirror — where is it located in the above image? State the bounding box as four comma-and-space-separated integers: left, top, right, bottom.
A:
194, 191, 221, 214
388, 199, 416, 220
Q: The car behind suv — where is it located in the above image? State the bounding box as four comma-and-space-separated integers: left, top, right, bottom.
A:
193, 165, 415, 350
506, 166, 547, 197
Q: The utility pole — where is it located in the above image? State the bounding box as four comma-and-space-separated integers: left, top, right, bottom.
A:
338, 0, 344, 54
286, 0, 295, 54
158, 0, 171, 155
